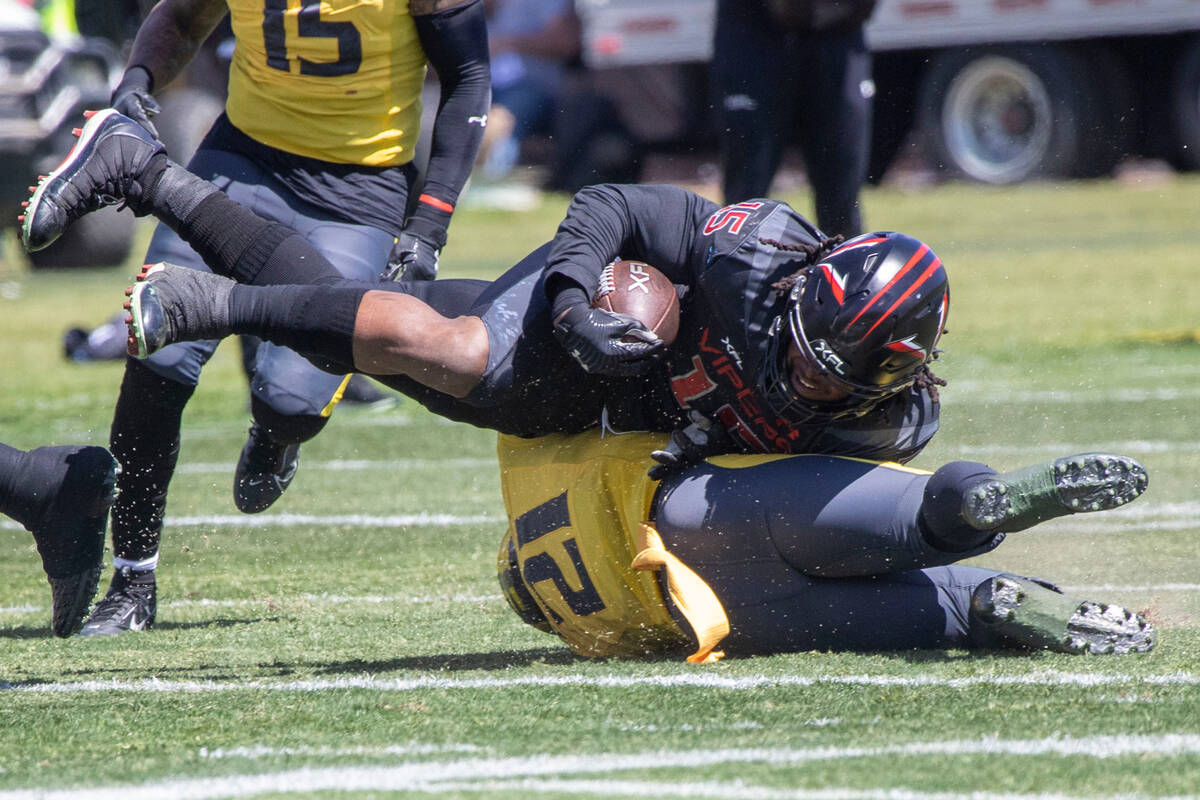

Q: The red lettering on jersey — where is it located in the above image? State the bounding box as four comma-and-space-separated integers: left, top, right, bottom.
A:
715, 361, 744, 390
714, 406, 767, 452
703, 202, 765, 236
670, 356, 718, 408
697, 327, 722, 355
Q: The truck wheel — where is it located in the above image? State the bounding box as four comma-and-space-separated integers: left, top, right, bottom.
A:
917, 45, 1093, 183
1167, 37, 1200, 172
26, 205, 135, 270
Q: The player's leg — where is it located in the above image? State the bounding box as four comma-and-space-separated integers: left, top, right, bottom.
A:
654, 452, 1148, 579
230, 179, 396, 513
82, 213, 227, 636
713, 0, 789, 202
0, 442, 116, 636
793, 27, 872, 237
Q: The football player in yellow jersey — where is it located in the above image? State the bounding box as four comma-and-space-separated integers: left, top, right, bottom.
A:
497, 431, 1156, 660
74, 0, 491, 635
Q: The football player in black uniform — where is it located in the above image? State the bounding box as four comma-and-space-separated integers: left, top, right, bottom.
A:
0, 442, 116, 636
25, 111, 945, 474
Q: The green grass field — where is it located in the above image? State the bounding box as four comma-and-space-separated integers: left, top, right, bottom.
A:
1, 175, 1199, 799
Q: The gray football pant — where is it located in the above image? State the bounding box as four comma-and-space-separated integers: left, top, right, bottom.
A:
139, 146, 394, 416
653, 455, 1009, 653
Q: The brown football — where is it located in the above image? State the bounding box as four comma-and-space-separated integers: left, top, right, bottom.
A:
592, 259, 680, 345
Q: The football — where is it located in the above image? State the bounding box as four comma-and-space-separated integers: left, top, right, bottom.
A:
592, 259, 680, 345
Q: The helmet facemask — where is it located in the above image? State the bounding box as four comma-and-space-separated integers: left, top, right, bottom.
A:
760, 232, 949, 426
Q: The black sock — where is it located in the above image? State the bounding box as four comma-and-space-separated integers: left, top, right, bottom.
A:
109, 359, 195, 563
147, 183, 345, 286
228, 283, 365, 369
918, 460, 998, 552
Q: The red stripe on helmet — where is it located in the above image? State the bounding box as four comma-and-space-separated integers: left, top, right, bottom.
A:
859, 256, 944, 342
828, 237, 888, 258
846, 243, 929, 329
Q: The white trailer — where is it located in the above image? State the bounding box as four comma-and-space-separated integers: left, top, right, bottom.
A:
574, 0, 1200, 182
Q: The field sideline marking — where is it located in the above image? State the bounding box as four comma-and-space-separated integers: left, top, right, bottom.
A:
4, 735, 1200, 800
168, 440, 1200, 474
2, 500, 1194, 534
4, 584, 1197, 619
5, 670, 1200, 695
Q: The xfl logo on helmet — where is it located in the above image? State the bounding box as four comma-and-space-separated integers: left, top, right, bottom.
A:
811, 339, 848, 375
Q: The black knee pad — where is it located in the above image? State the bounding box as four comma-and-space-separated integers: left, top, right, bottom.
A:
250, 394, 329, 446
918, 460, 997, 552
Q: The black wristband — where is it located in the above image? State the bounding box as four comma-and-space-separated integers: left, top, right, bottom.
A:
548, 278, 590, 322
119, 64, 155, 94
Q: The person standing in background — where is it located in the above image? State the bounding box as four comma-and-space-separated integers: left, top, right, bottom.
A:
712, 0, 877, 237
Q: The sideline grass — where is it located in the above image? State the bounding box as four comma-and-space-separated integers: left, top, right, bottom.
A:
0, 175, 1198, 797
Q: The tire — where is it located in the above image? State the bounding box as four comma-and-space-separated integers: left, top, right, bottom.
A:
27, 205, 135, 270
917, 45, 1095, 183
1167, 37, 1200, 172
155, 87, 225, 165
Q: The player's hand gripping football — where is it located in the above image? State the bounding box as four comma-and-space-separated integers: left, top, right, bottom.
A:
110, 66, 162, 141
553, 302, 665, 376
648, 410, 734, 480
384, 231, 441, 282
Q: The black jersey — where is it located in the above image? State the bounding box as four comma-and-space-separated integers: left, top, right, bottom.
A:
544, 184, 939, 462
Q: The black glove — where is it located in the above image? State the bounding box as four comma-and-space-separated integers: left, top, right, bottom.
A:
553, 301, 665, 376
110, 66, 162, 141
383, 231, 441, 281
648, 410, 733, 480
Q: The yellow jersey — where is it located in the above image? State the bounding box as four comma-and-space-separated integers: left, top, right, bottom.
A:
225, 0, 426, 166
496, 432, 730, 663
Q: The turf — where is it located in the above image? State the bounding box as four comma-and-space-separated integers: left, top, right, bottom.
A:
1, 174, 1198, 798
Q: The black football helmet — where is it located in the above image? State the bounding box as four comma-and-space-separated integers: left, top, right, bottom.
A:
761, 231, 949, 424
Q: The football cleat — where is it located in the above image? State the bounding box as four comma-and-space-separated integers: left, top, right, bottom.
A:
234, 423, 300, 514
78, 567, 157, 636
971, 575, 1155, 655
962, 453, 1148, 533
29, 446, 117, 637
124, 262, 235, 358
20, 108, 164, 252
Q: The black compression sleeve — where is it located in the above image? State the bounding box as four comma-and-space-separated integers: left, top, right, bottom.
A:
411, 0, 490, 235
543, 184, 718, 300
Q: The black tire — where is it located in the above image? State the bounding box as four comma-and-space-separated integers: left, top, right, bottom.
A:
917, 45, 1095, 183
1167, 36, 1200, 172
155, 87, 225, 165
27, 205, 135, 270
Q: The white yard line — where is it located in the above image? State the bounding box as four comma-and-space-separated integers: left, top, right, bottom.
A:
4, 670, 1200, 695
4, 582, 1195, 620
2, 736, 1199, 800
2, 498, 1194, 536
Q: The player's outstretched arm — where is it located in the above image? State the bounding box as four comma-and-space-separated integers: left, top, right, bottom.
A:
389, 0, 491, 281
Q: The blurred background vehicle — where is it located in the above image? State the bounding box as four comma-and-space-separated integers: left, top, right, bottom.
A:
0, 0, 132, 268
0, 0, 226, 270
570, 0, 1200, 187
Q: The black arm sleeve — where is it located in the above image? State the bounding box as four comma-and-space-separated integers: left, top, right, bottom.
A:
543, 183, 720, 301
410, 0, 491, 239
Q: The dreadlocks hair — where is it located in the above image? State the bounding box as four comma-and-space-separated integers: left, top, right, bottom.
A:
763, 234, 846, 294
914, 363, 948, 404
